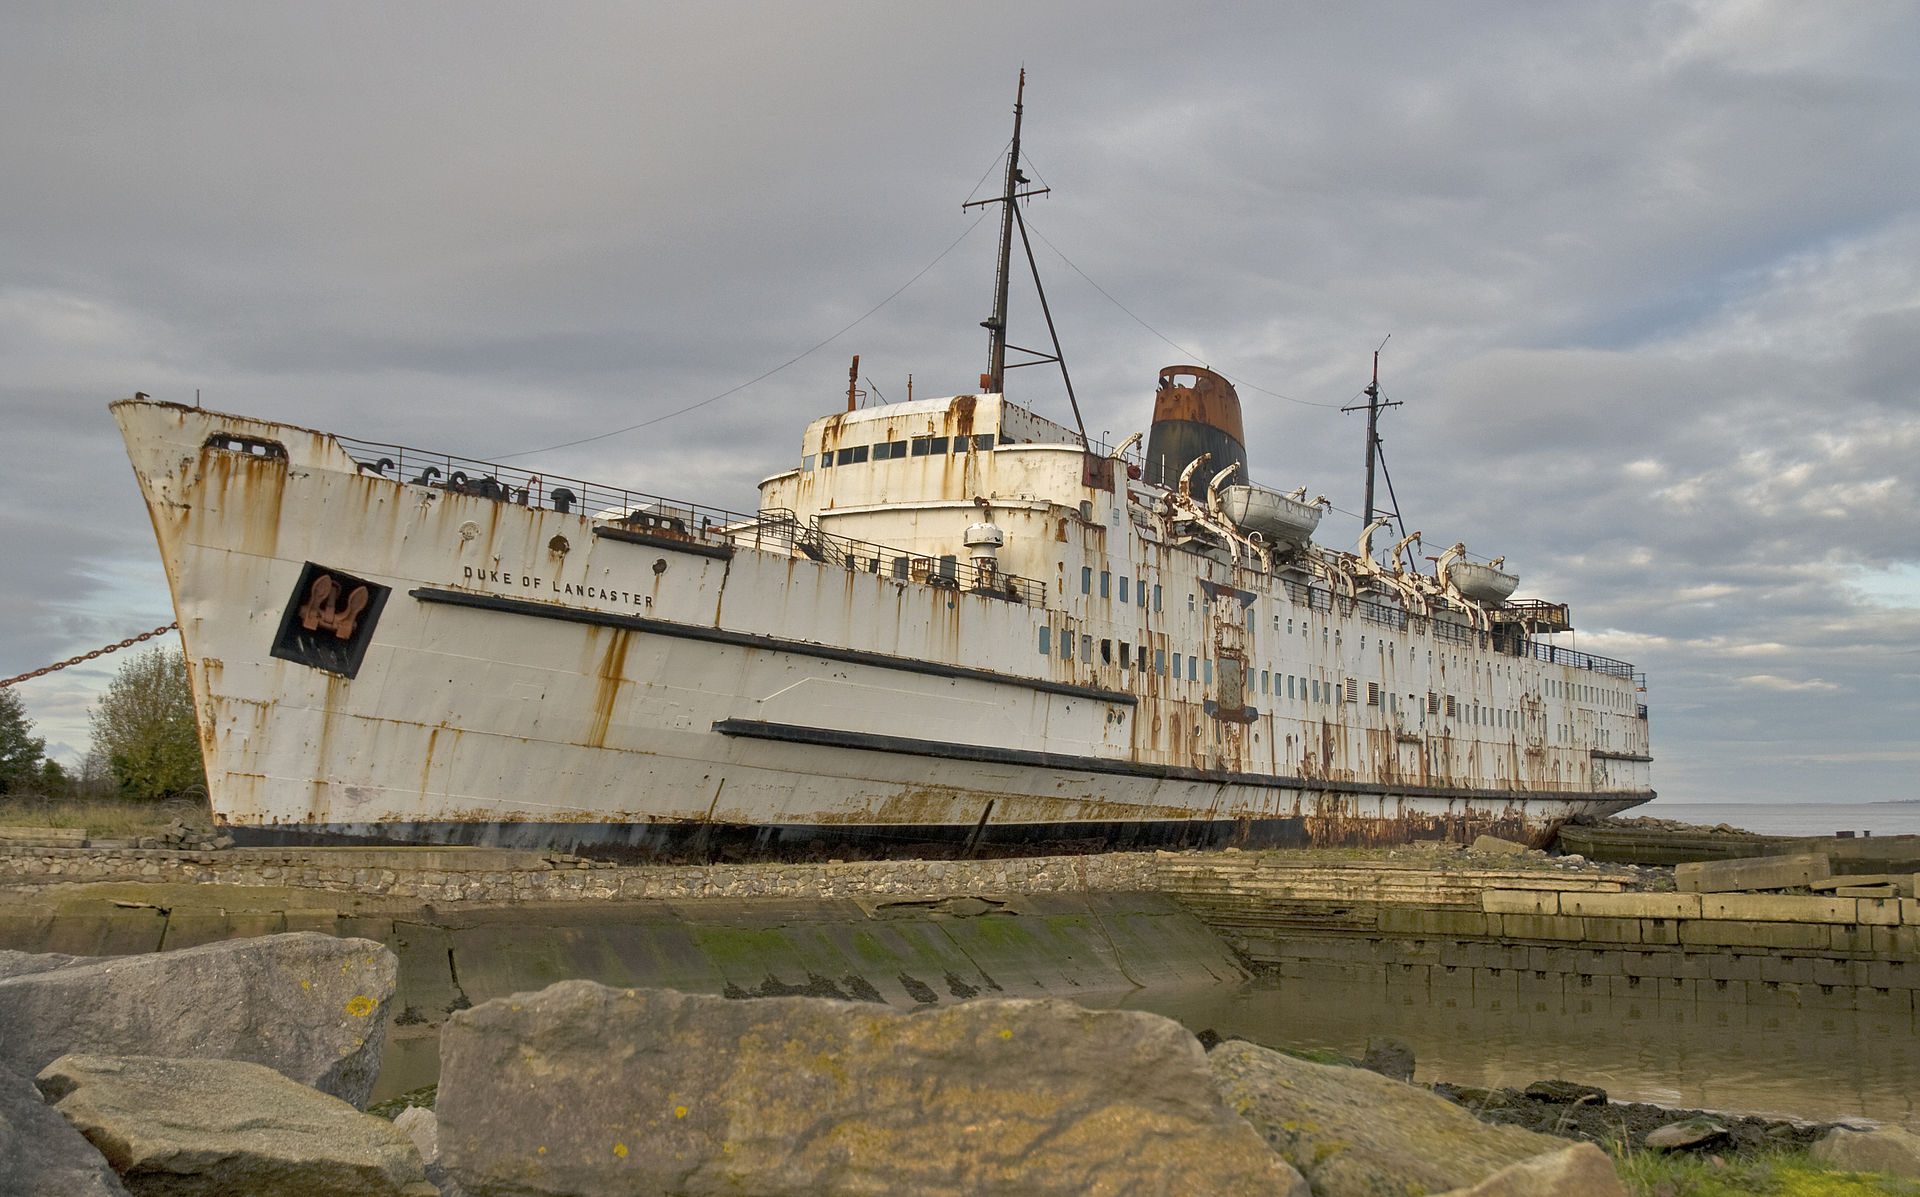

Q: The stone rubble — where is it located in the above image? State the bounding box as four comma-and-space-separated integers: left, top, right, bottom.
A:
37, 1053, 436, 1197
0, 932, 397, 1107
0, 1060, 131, 1197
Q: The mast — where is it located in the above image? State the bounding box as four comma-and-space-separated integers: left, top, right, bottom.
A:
1363, 350, 1380, 524
961, 72, 1087, 446
1342, 338, 1400, 530
981, 69, 1026, 394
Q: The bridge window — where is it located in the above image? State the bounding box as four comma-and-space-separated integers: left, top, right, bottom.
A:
834, 445, 868, 466
801, 454, 815, 471
872, 440, 907, 461
970, 433, 996, 451
910, 435, 950, 456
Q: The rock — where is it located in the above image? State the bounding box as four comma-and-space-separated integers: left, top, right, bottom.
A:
392, 1106, 467, 1197
0, 1061, 130, 1197
1643, 1116, 1729, 1151
0, 948, 86, 981
393, 1106, 439, 1165
37, 1055, 435, 1197
1809, 1126, 1920, 1178
1433, 1142, 1626, 1196
1361, 1035, 1416, 1082
1524, 1079, 1607, 1105
1472, 835, 1530, 856
438, 980, 1303, 1197
0, 932, 396, 1108
1209, 1040, 1571, 1196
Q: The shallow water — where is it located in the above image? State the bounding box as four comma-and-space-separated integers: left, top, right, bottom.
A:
1122, 977, 1918, 1130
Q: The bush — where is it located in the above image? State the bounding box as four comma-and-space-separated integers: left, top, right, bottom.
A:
87, 645, 207, 801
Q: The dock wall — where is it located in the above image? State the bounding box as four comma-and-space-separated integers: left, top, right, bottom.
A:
1157, 855, 1919, 1019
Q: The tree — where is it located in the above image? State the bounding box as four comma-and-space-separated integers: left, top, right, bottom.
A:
88, 646, 206, 801
0, 686, 47, 796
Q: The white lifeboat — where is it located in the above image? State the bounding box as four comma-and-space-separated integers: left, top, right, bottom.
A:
1447, 559, 1520, 604
1218, 484, 1323, 551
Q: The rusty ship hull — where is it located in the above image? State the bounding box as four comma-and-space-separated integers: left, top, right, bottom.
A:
113, 385, 1651, 857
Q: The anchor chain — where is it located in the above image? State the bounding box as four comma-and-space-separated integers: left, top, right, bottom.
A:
0, 623, 179, 689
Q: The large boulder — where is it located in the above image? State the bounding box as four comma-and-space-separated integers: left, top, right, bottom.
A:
1810, 1126, 1920, 1178
0, 932, 394, 1107
1434, 1142, 1626, 1196
437, 980, 1305, 1197
0, 1061, 130, 1197
1209, 1039, 1572, 1197
36, 1054, 436, 1197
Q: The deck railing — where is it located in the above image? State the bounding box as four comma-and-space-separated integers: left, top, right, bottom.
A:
332, 435, 1044, 606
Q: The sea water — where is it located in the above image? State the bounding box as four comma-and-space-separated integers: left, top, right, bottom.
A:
1640, 801, 1920, 838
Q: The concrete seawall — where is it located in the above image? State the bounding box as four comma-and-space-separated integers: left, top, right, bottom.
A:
1159, 855, 1919, 1019
7, 842, 1916, 1102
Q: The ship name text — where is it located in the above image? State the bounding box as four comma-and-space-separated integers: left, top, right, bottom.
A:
460, 565, 654, 609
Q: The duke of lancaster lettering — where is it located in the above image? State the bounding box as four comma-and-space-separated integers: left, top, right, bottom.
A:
461, 565, 653, 608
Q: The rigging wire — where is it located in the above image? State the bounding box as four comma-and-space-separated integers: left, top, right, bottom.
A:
960, 140, 1013, 208
1022, 218, 1344, 410
488, 213, 991, 461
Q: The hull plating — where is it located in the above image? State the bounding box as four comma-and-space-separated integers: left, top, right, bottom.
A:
114, 400, 1651, 854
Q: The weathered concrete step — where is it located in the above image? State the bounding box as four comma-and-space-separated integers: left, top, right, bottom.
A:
1676, 852, 1831, 894
1811, 874, 1918, 898
0, 825, 88, 847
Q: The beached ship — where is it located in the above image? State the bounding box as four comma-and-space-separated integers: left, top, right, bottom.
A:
112, 84, 1651, 855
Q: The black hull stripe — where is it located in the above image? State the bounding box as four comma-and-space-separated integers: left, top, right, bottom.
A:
226, 808, 1606, 859
410, 587, 1134, 706
713, 718, 1656, 808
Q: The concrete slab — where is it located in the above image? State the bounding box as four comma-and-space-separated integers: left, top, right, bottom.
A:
1676, 852, 1831, 894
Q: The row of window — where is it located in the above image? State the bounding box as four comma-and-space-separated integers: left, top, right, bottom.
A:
1080, 568, 1164, 611
1033, 626, 1610, 735
803, 433, 997, 471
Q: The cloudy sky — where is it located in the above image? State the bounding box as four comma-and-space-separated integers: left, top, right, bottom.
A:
3, 2, 1915, 807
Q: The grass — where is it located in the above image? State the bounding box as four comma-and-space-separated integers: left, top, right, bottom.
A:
1614, 1143, 1920, 1196
0, 795, 212, 839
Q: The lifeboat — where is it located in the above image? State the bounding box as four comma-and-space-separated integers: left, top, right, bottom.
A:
1218, 484, 1323, 552
1447, 559, 1519, 604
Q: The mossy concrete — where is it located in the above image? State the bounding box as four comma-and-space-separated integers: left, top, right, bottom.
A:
0, 880, 1248, 1102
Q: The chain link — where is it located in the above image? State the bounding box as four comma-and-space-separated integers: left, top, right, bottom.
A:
0, 624, 179, 689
